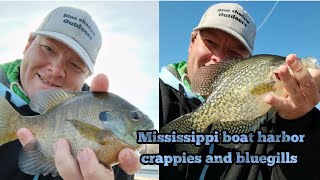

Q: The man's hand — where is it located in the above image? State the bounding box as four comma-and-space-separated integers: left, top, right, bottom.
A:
90, 73, 109, 92
264, 54, 320, 120
17, 128, 114, 180
17, 73, 141, 179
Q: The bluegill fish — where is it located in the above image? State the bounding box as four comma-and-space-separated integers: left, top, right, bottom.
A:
160, 54, 319, 153
0, 89, 154, 176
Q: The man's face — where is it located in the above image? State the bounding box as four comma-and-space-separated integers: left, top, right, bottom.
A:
20, 35, 89, 98
187, 28, 250, 81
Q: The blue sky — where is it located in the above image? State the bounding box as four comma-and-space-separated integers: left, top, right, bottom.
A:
160, 1, 320, 109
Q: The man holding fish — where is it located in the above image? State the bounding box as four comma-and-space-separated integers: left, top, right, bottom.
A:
0, 6, 141, 180
160, 3, 320, 180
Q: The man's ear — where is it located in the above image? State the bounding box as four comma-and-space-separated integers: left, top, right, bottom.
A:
191, 31, 198, 43
188, 31, 198, 53
23, 34, 35, 55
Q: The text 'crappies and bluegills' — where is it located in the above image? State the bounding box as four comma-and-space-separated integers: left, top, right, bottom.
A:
137, 130, 305, 166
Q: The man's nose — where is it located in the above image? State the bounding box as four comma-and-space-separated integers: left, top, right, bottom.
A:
211, 55, 222, 63
48, 60, 65, 77
206, 53, 224, 65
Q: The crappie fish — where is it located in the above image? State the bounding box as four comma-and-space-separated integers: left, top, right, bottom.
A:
160, 54, 319, 153
0, 89, 154, 176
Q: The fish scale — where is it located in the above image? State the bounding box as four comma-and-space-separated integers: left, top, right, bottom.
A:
205, 59, 275, 123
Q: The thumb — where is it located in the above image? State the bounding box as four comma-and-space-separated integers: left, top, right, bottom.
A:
17, 128, 34, 146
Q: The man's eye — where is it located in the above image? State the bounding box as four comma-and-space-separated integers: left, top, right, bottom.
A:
72, 63, 80, 69
41, 45, 54, 54
70, 62, 87, 74
71, 63, 82, 72
229, 51, 242, 58
205, 39, 216, 46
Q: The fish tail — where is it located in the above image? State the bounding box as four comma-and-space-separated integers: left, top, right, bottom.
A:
0, 96, 21, 145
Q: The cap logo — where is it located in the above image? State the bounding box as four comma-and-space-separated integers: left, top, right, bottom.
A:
217, 8, 250, 27
63, 13, 95, 40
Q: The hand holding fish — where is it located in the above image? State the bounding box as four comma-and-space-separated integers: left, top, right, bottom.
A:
16, 73, 142, 179
264, 54, 320, 120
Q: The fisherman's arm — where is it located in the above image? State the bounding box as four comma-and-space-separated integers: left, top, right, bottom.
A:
17, 74, 141, 179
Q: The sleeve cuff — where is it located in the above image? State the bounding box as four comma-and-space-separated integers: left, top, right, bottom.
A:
276, 109, 314, 134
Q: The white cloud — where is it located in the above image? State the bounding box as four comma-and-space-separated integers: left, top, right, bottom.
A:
0, 1, 159, 130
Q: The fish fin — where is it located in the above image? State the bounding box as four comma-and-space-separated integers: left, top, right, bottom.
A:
160, 114, 194, 134
138, 144, 159, 154
191, 61, 238, 97
250, 81, 275, 95
160, 114, 204, 154
0, 95, 21, 145
266, 107, 277, 122
251, 64, 288, 96
19, 139, 58, 177
29, 89, 81, 114
67, 119, 112, 145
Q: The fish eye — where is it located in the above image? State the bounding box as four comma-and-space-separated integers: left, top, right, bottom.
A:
130, 111, 141, 121
99, 111, 109, 122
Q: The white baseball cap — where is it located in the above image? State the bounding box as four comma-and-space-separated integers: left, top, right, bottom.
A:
31, 6, 102, 74
194, 3, 256, 54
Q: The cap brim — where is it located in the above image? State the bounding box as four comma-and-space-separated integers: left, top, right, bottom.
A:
193, 26, 253, 54
31, 31, 94, 74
